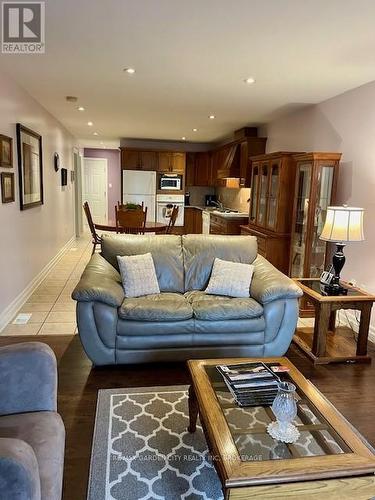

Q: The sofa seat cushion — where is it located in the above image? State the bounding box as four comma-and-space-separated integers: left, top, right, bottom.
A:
0, 411, 65, 500
185, 290, 263, 321
119, 293, 193, 322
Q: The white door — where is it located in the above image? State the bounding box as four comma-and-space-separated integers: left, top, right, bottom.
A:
83, 158, 108, 225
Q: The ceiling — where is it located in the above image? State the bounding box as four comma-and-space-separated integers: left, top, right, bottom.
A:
2, 0, 375, 144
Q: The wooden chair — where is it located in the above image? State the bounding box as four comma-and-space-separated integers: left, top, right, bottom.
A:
115, 206, 147, 234
117, 201, 144, 211
83, 201, 102, 255
165, 205, 179, 234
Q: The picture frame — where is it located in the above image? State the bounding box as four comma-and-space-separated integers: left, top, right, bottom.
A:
0, 134, 13, 168
16, 123, 44, 210
1, 172, 15, 203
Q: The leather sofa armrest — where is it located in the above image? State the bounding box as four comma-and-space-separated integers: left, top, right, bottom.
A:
0, 342, 57, 416
0, 438, 41, 500
72, 253, 124, 307
250, 255, 303, 305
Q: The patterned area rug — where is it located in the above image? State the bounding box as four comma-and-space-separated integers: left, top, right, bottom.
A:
88, 386, 223, 500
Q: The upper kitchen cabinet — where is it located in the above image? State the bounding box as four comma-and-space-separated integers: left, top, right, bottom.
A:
185, 153, 196, 187
121, 149, 158, 171
194, 152, 211, 186
158, 152, 186, 173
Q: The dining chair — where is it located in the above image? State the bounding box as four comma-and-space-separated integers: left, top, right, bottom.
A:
117, 201, 144, 210
165, 205, 179, 234
83, 201, 102, 255
115, 205, 148, 234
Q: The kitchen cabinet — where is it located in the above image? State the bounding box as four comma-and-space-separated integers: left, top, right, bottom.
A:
210, 213, 248, 235
184, 207, 202, 234
185, 153, 196, 187
185, 152, 212, 187
121, 149, 158, 171
158, 152, 185, 173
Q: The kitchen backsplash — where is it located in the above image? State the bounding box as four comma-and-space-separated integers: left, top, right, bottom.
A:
186, 186, 215, 206
216, 187, 251, 213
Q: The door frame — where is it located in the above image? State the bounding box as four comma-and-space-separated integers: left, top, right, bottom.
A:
82, 157, 108, 224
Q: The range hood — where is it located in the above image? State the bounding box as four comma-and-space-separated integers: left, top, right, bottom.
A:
217, 143, 240, 180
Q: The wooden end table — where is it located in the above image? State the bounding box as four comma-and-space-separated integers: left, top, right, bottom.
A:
187, 357, 375, 500
294, 278, 375, 365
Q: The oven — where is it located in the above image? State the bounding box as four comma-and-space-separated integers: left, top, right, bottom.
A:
156, 194, 185, 226
160, 174, 182, 190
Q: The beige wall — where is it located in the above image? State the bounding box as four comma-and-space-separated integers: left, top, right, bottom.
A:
0, 71, 76, 326
261, 81, 375, 327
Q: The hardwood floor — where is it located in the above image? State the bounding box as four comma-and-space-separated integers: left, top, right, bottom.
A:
1, 332, 375, 500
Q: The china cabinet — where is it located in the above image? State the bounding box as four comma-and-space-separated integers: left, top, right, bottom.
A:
290, 153, 341, 315
243, 152, 299, 273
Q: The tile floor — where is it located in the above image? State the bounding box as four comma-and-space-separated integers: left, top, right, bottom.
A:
1, 234, 315, 336
2, 236, 92, 336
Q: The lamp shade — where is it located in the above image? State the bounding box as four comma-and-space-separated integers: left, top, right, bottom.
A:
320, 206, 365, 242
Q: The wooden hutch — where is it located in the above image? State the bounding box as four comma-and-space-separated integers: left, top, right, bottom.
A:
241, 152, 341, 289
240, 152, 300, 273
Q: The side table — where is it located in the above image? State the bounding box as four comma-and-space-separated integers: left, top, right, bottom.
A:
293, 278, 375, 364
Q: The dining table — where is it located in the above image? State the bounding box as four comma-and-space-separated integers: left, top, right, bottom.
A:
95, 221, 168, 233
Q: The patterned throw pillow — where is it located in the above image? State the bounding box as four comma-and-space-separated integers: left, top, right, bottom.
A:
117, 253, 160, 298
205, 258, 254, 298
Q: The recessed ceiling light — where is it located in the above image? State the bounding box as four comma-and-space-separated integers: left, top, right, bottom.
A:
209, 115, 215, 119
100, 141, 104, 145
181, 136, 186, 140
77, 106, 85, 111
244, 77, 256, 84
87, 121, 93, 126
192, 128, 198, 132
93, 132, 98, 136
124, 67, 136, 74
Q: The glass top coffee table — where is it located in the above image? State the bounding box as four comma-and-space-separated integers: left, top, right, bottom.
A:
187, 357, 375, 499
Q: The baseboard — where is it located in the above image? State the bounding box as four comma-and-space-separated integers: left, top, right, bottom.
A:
0, 235, 76, 333
337, 310, 375, 344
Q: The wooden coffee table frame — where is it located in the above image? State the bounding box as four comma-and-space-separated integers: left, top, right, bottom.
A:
187, 357, 375, 499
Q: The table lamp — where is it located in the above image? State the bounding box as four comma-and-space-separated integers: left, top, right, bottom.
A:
320, 205, 364, 292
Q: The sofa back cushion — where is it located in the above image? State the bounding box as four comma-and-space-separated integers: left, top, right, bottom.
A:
101, 235, 184, 293
183, 234, 258, 291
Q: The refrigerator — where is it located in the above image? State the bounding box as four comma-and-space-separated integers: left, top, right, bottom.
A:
122, 170, 156, 222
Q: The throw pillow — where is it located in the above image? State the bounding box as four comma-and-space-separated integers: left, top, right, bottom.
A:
205, 258, 254, 298
117, 253, 160, 298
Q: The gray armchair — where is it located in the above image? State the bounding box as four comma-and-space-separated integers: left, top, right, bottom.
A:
0, 342, 65, 500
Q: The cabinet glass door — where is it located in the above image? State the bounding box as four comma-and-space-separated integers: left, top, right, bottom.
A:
290, 163, 312, 277
309, 165, 334, 277
250, 165, 259, 222
267, 162, 280, 230
257, 163, 269, 226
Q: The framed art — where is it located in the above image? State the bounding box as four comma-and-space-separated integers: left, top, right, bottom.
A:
16, 123, 44, 210
0, 134, 13, 168
1, 172, 15, 203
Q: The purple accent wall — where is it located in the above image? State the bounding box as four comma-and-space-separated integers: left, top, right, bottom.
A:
84, 148, 121, 224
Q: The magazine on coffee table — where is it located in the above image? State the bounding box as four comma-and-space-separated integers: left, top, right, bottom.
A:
216, 361, 287, 407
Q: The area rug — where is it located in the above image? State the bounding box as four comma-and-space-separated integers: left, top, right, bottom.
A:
87, 386, 223, 500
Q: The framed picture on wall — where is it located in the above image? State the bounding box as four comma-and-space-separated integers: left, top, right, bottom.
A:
1, 172, 15, 203
16, 123, 44, 210
0, 134, 13, 168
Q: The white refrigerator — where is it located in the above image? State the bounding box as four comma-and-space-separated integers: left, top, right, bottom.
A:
122, 170, 156, 222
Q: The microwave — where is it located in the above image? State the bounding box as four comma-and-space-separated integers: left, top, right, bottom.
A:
160, 174, 182, 190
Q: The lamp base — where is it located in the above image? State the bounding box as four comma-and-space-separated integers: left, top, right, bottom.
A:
330, 242, 346, 288
323, 283, 348, 296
